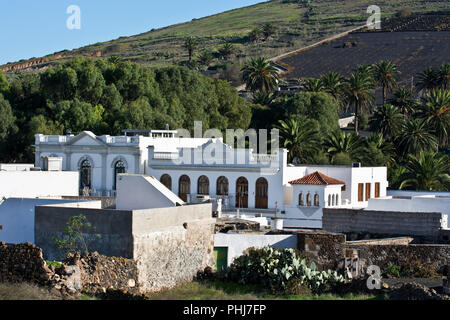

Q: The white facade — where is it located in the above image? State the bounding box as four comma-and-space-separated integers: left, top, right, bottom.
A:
0, 170, 79, 200
34, 130, 389, 228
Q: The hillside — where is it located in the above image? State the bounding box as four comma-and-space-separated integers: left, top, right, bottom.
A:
2, 0, 450, 77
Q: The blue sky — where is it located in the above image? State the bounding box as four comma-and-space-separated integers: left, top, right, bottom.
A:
0, 0, 264, 65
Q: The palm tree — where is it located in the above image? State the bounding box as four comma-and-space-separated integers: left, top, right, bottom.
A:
389, 87, 417, 117
249, 28, 264, 43
373, 60, 400, 104
320, 71, 344, 101
303, 78, 324, 92
251, 91, 275, 106
399, 152, 450, 191
370, 104, 404, 139
324, 130, 364, 161
360, 133, 396, 166
438, 62, 450, 90
108, 56, 121, 66
183, 37, 198, 63
277, 118, 321, 164
241, 57, 279, 93
197, 50, 214, 66
218, 43, 235, 60
416, 67, 440, 93
343, 71, 375, 134
396, 118, 438, 157
417, 89, 450, 147
262, 23, 277, 40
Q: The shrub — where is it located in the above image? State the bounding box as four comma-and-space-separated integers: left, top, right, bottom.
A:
384, 263, 401, 278
221, 247, 345, 294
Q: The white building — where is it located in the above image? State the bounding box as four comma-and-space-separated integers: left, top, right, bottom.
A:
34, 130, 388, 228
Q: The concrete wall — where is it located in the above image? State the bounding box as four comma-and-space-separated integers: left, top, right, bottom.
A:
0, 171, 79, 199
34, 202, 215, 293
0, 198, 101, 244
323, 208, 445, 239
214, 232, 297, 266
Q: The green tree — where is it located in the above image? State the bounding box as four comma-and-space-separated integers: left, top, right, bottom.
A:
183, 37, 198, 63
320, 72, 344, 104
262, 23, 277, 40
249, 27, 265, 43
389, 87, 417, 117
0, 94, 14, 140
218, 43, 236, 60
277, 118, 322, 164
370, 104, 404, 139
399, 152, 450, 191
396, 118, 438, 157
373, 60, 400, 104
0, 70, 9, 93
417, 67, 440, 93
343, 71, 375, 135
417, 89, 450, 147
52, 214, 100, 257
197, 50, 214, 66
241, 57, 279, 93
438, 63, 450, 90
324, 130, 364, 161
303, 78, 324, 92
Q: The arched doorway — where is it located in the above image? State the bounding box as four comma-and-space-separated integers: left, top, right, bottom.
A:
80, 159, 92, 190
113, 160, 126, 190
255, 177, 268, 209
179, 175, 190, 202
160, 174, 172, 191
198, 175, 210, 195
236, 177, 248, 208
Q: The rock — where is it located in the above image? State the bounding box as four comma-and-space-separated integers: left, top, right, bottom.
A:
389, 282, 449, 300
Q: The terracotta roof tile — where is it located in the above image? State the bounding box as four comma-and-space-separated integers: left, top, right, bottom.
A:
289, 171, 346, 186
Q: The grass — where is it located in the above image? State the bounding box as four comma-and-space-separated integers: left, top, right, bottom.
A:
147, 280, 384, 300
0, 282, 58, 300
3, 0, 449, 71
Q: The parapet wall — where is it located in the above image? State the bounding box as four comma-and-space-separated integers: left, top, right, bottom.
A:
323, 208, 444, 239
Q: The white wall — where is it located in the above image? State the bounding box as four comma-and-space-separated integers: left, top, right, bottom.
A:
0, 171, 79, 199
214, 233, 297, 266
0, 198, 101, 244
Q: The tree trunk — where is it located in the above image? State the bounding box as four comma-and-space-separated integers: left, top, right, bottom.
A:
383, 85, 386, 105
354, 103, 359, 135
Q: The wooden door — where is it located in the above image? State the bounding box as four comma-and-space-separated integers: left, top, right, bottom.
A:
255, 178, 268, 209
179, 175, 190, 202
358, 183, 364, 202
375, 182, 380, 198
365, 183, 371, 201
236, 177, 248, 208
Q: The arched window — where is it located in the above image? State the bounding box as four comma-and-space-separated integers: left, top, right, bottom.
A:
306, 193, 312, 206
179, 175, 190, 202
216, 176, 229, 196
198, 176, 210, 195
299, 193, 304, 206
80, 159, 92, 190
236, 177, 248, 208
113, 160, 126, 190
314, 194, 320, 206
328, 194, 332, 207
160, 174, 172, 191
255, 177, 269, 209
332, 194, 336, 206
336, 194, 339, 206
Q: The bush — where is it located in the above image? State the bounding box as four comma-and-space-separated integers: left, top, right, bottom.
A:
221, 247, 345, 294
384, 263, 401, 278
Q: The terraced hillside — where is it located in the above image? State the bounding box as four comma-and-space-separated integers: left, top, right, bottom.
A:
277, 12, 450, 87
2, 0, 449, 75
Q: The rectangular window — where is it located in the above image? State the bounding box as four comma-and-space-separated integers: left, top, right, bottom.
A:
375, 183, 380, 198
365, 183, 371, 201
358, 183, 364, 202
341, 185, 346, 191
0, 225, 2, 230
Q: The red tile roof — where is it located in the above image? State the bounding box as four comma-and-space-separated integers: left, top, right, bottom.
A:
289, 171, 346, 186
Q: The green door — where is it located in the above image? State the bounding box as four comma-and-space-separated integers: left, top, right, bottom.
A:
214, 247, 228, 271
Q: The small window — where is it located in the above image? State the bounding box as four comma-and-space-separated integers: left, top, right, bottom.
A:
299, 193, 304, 206
328, 194, 332, 207
306, 193, 312, 206
336, 194, 339, 206
314, 194, 319, 206
332, 194, 336, 206
341, 185, 346, 192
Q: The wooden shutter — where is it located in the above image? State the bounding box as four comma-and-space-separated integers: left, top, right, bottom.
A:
375, 183, 380, 198
358, 183, 363, 202
365, 183, 371, 201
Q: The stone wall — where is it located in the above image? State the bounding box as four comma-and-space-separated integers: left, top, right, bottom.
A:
323, 208, 444, 239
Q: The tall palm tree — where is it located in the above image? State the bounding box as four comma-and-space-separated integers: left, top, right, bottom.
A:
438, 62, 450, 90
370, 104, 404, 139
389, 87, 417, 117
241, 57, 279, 93
303, 78, 324, 92
183, 37, 198, 63
416, 67, 440, 93
324, 130, 364, 161
277, 118, 321, 164
373, 60, 400, 104
399, 152, 450, 191
417, 89, 450, 147
396, 118, 438, 157
343, 71, 375, 134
